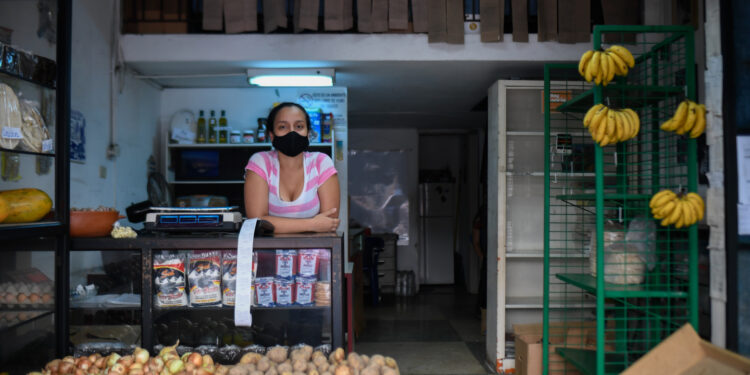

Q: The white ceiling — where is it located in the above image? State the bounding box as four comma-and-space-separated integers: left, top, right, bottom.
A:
129, 60, 563, 128
122, 34, 588, 129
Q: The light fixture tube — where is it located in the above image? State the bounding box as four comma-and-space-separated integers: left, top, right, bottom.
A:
246, 68, 335, 87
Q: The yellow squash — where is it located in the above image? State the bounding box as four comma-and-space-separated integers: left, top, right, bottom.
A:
0, 188, 53, 223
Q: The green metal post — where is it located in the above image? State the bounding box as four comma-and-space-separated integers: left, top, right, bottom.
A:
685, 29, 699, 331
543, 65, 551, 375
592, 28, 605, 375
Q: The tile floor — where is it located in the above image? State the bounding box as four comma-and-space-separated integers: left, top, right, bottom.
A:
353, 285, 494, 375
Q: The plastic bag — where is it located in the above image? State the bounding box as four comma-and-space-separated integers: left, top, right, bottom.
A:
625, 216, 657, 270
602, 243, 646, 284
589, 223, 625, 277
0, 83, 22, 150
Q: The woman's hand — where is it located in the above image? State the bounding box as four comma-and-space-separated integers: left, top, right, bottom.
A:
309, 208, 340, 232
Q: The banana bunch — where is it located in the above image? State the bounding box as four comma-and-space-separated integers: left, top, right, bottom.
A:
578, 45, 635, 86
649, 190, 705, 228
660, 100, 707, 138
583, 104, 640, 146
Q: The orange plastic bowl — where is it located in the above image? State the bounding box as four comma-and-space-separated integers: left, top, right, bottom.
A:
70, 211, 125, 238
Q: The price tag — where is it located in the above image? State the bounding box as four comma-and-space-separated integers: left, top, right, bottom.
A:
1, 127, 23, 139
42, 139, 54, 152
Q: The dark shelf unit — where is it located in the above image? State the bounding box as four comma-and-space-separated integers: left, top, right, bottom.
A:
71, 233, 344, 351
0, 0, 71, 371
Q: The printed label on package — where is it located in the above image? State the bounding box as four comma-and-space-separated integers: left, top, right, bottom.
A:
255, 277, 275, 307
275, 250, 297, 278
298, 249, 319, 277
2, 127, 22, 139
295, 276, 315, 306
275, 278, 294, 306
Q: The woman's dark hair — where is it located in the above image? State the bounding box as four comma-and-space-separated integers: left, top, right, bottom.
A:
267, 102, 311, 134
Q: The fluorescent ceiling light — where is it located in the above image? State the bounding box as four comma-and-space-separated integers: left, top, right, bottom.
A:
247, 68, 335, 87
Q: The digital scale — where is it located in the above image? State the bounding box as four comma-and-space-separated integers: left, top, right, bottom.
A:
144, 206, 243, 232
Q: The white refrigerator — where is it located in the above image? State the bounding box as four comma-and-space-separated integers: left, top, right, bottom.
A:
419, 182, 456, 284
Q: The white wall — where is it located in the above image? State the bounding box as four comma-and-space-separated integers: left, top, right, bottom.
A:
0, 1, 161, 279
349, 128, 420, 277
69, 0, 161, 220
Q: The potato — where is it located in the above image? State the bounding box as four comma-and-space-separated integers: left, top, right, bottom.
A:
328, 349, 345, 365
380, 368, 396, 375
369, 356, 385, 368
267, 347, 289, 364
249, 371, 263, 375
276, 362, 293, 373
346, 353, 364, 370
360, 366, 379, 375
360, 355, 369, 366
333, 364, 351, 375
257, 358, 271, 372
311, 352, 325, 362
383, 358, 397, 369
240, 353, 263, 365
292, 359, 307, 372
263, 368, 277, 375
307, 370, 319, 375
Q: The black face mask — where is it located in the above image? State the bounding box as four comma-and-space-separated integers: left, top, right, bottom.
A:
272, 131, 309, 157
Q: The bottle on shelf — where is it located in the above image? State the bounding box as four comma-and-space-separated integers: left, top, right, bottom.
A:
208, 110, 218, 144
218, 110, 229, 144
256, 118, 267, 143
196, 110, 207, 143
322, 113, 333, 143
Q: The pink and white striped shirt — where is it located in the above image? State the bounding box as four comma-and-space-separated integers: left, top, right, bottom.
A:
245, 151, 338, 219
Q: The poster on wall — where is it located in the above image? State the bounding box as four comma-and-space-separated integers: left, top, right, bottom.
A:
70, 109, 85, 162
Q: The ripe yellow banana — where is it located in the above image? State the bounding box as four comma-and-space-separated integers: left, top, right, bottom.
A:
662, 200, 684, 226
605, 111, 616, 139
678, 101, 697, 135
590, 106, 609, 133
590, 52, 601, 84
605, 53, 616, 85
595, 112, 608, 143
614, 111, 625, 141
623, 108, 640, 138
583, 104, 604, 128
671, 101, 690, 130
607, 51, 629, 76
608, 45, 635, 68
684, 198, 701, 226
654, 200, 676, 219
650, 190, 677, 209
689, 104, 706, 138
679, 200, 694, 228
600, 53, 610, 86
686, 192, 705, 221
579, 50, 594, 77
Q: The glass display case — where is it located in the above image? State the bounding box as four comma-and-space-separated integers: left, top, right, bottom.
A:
0, 1, 70, 373
70, 233, 344, 353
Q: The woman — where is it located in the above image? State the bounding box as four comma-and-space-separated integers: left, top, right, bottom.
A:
244, 102, 340, 233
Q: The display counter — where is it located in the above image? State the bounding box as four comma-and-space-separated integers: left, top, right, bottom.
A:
70, 233, 344, 353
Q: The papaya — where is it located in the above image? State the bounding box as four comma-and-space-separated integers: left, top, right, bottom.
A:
0, 195, 8, 223
0, 188, 53, 223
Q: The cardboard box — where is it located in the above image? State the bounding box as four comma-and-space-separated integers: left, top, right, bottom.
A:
514, 322, 599, 375
621, 324, 750, 375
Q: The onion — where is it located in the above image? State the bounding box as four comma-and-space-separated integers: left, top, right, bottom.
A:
201, 356, 213, 368
74, 368, 85, 375
107, 353, 121, 368
46, 359, 62, 372
162, 353, 179, 364
58, 361, 74, 374
159, 341, 180, 359
135, 347, 150, 364
167, 359, 185, 374
152, 357, 165, 372
94, 357, 106, 369
119, 355, 135, 368
129, 370, 145, 375
130, 363, 144, 371
77, 359, 92, 371
110, 363, 126, 375
187, 353, 202, 368
63, 356, 76, 364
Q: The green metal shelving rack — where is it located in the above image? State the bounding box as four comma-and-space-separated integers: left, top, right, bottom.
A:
543, 25, 698, 375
